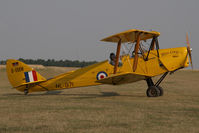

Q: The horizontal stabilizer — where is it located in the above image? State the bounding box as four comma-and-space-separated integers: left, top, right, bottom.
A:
17, 80, 46, 88
96, 72, 146, 85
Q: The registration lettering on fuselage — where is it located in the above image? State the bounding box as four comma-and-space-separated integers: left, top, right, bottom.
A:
55, 81, 74, 89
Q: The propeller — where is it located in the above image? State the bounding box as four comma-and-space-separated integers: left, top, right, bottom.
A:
186, 33, 193, 69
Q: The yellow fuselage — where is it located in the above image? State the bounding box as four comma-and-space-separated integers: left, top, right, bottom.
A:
16, 47, 189, 93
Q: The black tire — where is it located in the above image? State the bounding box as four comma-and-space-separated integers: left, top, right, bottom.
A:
146, 86, 160, 97
156, 86, 164, 96
24, 89, 29, 95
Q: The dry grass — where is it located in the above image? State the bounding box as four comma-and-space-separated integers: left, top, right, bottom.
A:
0, 67, 199, 133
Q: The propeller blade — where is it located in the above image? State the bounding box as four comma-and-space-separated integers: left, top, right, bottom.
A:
186, 33, 190, 47
186, 33, 193, 69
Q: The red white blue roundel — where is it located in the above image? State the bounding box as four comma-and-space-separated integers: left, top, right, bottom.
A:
96, 71, 108, 80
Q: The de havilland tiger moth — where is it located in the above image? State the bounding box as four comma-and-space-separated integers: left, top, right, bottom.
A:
6, 29, 193, 97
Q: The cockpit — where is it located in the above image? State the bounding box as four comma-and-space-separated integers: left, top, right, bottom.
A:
101, 29, 160, 73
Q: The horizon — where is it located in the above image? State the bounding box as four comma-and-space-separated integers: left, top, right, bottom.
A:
0, 0, 198, 69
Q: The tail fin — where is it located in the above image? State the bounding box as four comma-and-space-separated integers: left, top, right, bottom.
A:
6, 59, 46, 88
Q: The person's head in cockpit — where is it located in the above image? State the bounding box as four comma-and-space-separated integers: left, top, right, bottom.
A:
109, 53, 116, 65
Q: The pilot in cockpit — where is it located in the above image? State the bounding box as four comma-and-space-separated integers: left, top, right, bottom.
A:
109, 53, 122, 66
109, 53, 116, 66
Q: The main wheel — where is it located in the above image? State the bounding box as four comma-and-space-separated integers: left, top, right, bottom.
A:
24, 89, 29, 95
146, 86, 160, 97
156, 86, 164, 96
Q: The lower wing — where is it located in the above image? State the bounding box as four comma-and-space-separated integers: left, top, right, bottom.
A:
96, 72, 146, 85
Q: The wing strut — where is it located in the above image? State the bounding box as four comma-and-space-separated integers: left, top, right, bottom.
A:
133, 34, 141, 72
114, 39, 122, 74
151, 37, 156, 50
145, 36, 159, 61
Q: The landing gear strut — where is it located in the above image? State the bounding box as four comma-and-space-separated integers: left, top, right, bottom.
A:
24, 84, 29, 95
146, 72, 168, 97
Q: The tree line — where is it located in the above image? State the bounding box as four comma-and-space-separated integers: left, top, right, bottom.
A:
0, 58, 98, 67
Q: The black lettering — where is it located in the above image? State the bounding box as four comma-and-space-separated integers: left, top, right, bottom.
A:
56, 84, 61, 88
14, 67, 24, 72
56, 81, 74, 89
69, 82, 74, 87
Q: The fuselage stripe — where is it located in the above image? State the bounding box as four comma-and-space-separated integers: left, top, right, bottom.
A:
32, 70, 38, 81
24, 72, 30, 82
24, 71, 38, 83
28, 71, 34, 82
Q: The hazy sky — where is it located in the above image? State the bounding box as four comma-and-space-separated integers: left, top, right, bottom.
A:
0, 0, 198, 68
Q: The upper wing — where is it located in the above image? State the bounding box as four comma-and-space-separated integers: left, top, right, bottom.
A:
101, 29, 160, 43
96, 72, 146, 85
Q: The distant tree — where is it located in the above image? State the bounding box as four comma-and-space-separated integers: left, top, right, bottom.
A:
1, 58, 98, 67
0, 60, 6, 65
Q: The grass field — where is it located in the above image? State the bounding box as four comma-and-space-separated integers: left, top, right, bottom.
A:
0, 67, 199, 133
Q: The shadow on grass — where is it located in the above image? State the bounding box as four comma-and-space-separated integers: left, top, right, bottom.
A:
3, 90, 146, 99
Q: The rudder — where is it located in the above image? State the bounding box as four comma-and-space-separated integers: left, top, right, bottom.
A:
6, 59, 46, 88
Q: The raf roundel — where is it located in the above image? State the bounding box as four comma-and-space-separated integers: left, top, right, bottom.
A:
96, 71, 108, 80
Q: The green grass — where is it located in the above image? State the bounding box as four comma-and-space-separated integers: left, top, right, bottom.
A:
0, 67, 199, 133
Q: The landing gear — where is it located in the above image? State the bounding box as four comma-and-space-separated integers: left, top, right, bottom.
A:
145, 72, 168, 97
156, 86, 163, 96
146, 86, 160, 97
24, 89, 29, 95
24, 84, 29, 95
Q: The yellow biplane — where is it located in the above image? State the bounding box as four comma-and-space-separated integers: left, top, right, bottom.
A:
6, 29, 193, 97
